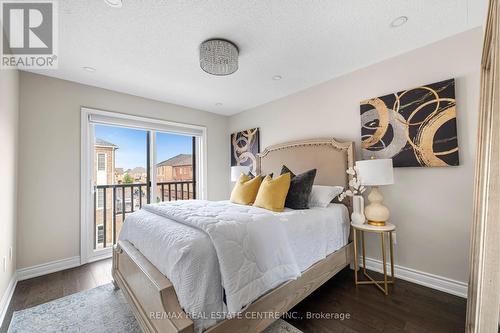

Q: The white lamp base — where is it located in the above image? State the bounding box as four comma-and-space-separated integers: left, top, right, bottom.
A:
364, 186, 390, 226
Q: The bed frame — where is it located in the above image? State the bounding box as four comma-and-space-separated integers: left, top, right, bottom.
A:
112, 138, 355, 333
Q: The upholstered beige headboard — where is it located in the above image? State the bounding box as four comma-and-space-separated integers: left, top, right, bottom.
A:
257, 138, 355, 211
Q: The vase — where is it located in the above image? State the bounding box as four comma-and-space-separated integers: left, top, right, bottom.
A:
351, 195, 366, 225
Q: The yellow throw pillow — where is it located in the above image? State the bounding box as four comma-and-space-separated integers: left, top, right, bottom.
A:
230, 173, 262, 205
253, 173, 291, 212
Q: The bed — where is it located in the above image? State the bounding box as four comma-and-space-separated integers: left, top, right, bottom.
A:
112, 138, 355, 333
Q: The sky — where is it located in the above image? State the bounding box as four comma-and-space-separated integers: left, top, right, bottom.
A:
95, 124, 192, 170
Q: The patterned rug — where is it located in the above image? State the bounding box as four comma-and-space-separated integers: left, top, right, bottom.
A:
8, 283, 303, 333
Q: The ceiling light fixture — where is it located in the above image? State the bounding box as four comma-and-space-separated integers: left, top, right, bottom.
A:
82, 66, 96, 72
390, 16, 408, 28
104, 0, 122, 8
200, 39, 239, 76
215, 102, 223, 107
272, 75, 282, 81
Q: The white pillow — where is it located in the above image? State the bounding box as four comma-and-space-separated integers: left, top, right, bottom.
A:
308, 185, 344, 208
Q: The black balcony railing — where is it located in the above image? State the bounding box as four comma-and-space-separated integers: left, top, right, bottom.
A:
93, 180, 195, 249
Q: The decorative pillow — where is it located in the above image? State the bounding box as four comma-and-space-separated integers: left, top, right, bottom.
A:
253, 173, 291, 212
248, 172, 273, 180
230, 173, 262, 205
308, 185, 344, 208
280, 165, 317, 209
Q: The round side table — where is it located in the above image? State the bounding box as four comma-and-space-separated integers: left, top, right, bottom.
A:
351, 222, 396, 295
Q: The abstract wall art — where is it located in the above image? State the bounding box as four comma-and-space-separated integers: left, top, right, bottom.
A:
230, 128, 260, 174
360, 79, 459, 167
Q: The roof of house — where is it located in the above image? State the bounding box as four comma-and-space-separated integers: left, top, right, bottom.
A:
115, 168, 124, 175
157, 154, 192, 167
125, 167, 146, 174
95, 138, 118, 148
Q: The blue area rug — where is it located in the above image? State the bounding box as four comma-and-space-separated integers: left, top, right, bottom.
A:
8, 283, 302, 333
8, 283, 141, 333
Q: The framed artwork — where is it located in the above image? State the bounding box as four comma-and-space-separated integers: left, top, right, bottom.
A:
360, 78, 459, 167
230, 128, 260, 174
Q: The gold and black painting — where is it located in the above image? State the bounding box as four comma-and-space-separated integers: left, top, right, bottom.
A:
230, 128, 260, 174
360, 79, 459, 167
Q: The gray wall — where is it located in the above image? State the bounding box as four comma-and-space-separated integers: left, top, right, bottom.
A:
228, 28, 482, 283
17, 72, 229, 269
0, 68, 19, 300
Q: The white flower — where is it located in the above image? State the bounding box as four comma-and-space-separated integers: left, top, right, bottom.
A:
343, 166, 365, 198
349, 178, 361, 190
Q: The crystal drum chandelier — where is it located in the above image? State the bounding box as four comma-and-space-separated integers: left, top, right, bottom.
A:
199, 39, 239, 76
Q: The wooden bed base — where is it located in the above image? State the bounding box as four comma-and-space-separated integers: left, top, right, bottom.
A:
113, 137, 355, 333
112, 240, 353, 333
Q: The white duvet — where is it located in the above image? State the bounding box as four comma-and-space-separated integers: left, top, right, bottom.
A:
119, 200, 349, 332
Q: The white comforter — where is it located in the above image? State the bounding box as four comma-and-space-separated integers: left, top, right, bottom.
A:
119, 200, 349, 332
141, 200, 301, 313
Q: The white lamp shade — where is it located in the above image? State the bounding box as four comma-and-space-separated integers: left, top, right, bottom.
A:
231, 165, 250, 181
355, 159, 394, 186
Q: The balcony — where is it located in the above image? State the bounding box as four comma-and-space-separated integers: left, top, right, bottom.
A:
94, 180, 195, 249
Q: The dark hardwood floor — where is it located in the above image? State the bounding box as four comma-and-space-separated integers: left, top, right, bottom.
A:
0, 259, 112, 333
1, 259, 467, 333
287, 268, 466, 333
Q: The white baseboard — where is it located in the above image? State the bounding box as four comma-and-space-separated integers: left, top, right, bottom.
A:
16, 256, 81, 281
360, 256, 468, 298
0, 273, 17, 328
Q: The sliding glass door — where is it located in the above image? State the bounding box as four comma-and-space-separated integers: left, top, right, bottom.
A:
155, 132, 197, 203
81, 108, 205, 263
93, 124, 150, 250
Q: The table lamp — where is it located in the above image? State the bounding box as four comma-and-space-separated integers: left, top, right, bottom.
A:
231, 165, 250, 182
355, 158, 394, 226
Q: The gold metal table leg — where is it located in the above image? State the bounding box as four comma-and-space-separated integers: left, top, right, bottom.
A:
361, 231, 366, 274
353, 228, 358, 285
389, 231, 395, 282
354, 229, 395, 295
381, 232, 388, 295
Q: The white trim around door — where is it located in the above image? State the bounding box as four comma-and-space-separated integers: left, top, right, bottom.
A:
80, 107, 208, 265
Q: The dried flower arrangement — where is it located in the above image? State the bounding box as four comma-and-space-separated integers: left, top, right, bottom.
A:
338, 166, 366, 201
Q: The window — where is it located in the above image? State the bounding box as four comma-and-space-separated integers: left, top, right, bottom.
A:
97, 225, 104, 244
97, 153, 106, 171
97, 188, 104, 209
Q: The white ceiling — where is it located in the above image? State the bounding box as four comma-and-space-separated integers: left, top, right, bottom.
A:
29, 0, 487, 115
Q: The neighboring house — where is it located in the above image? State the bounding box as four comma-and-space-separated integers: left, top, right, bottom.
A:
115, 167, 124, 184
93, 138, 118, 248
156, 154, 193, 182
94, 138, 118, 185
156, 154, 194, 201
126, 166, 147, 183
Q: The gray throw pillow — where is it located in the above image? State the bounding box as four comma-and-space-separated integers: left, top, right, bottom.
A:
281, 165, 317, 209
